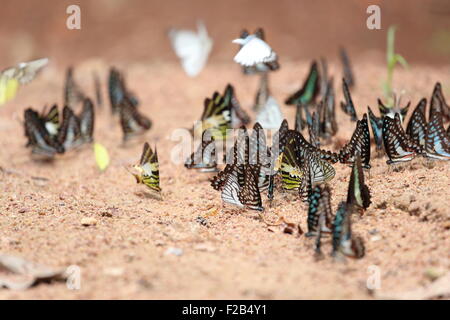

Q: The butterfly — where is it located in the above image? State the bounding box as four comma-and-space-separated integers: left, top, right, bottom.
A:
40, 104, 60, 137
221, 164, 264, 211
185, 129, 218, 172
168, 21, 213, 77
429, 82, 450, 122
340, 78, 357, 121
332, 202, 365, 259
24, 108, 65, 158
338, 113, 371, 169
285, 61, 320, 106
319, 57, 329, 98
0, 58, 48, 105
339, 47, 355, 88
108, 68, 139, 115
378, 96, 410, 122
424, 108, 450, 160
194, 92, 231, 141
129, 142, 161, 194
406, 98, 427, 150
367, 106, 384, 151
255, 96, 284, 130
64, 67, 85, 109
57, 106, 83, 151
382, 113, 420, 164
232, 33, 278, 68
119, 96, 152, 142
93, 71, 102, 108
320, 78, 338, 140
238, 28, 279, 73
294, 103, 306, 132
306, 184, 334, 237
346, 152, 371, 212
222, 84, 250, 127
78, 98, 95, 144
307, 111, 321, 148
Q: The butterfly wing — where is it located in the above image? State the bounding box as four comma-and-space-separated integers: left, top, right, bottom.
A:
285, 61, 320, 106
340, 78, 357, 121
234, 37, 276, 67
79, 98, 95, 143
406, 98, 427, 149
119, 97, 152, 142
368, 106, 384, 150
139, 142, 161, 192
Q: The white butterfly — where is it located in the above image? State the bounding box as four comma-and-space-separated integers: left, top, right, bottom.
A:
0, 58, 49, 105
256, 96, 284, 129
232, 35, 277, 67
168, 21, 213, 77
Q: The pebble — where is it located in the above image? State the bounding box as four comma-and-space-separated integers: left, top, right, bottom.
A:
81, 217, 97, 226
165, 247, 183, 256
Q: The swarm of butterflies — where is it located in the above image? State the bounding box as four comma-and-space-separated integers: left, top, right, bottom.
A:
3, 26, 449, 261
183, 28, 450, 261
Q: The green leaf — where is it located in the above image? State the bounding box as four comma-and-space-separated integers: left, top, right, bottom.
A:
394, 54, 408, 69
93, 142, 110, 172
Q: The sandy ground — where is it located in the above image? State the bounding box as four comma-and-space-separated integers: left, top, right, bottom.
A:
0, 55, 449, 299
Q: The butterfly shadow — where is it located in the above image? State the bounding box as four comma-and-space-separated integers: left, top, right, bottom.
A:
134, 190, 163, 201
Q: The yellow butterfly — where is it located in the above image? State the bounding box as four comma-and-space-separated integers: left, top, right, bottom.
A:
0, 58, 49, 105
129, 142, 161, 195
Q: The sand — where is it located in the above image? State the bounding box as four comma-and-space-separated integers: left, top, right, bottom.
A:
0, 55, 449, 299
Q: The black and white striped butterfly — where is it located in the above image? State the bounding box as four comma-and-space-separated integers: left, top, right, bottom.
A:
340, 78, 357, 121
119, 96, 152, 142
320, 78, 338, 140
39, 104, 59, 137
306, 184, 334, 237
307, 111, 321, 148
221, 164, 264, 211
425, 106, 450, 160
429, 82, 450, 123
346, 152, 371, 212
285, 130, 339, 164
185, 129, 218, 172
368, 106, 384, 151
382, 113, 420, 164
406, 98, 427, 150
338, 113, 371, 169
24, 108, 65, 158
332, 202, 365, 260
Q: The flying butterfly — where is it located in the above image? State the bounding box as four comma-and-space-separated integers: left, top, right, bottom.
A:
64, 67, 86, 109
346, 152, 371, 212
232, 31, 278, 70
340, 78, 357, 121
0, 58, 49, 106
338, 113, 371, 169
78, 97, 95, 144
406, 98, 427, 150
185, 129, 218, 172
119, 96, 152, 142
129, 142, 161, 195
332, 202, 365, 260
339, 47, 355, 88
222, 84, 250, 127
57, 106, 83, 151
285, 61, 320, 106
424, 109, 450, 160
367, 106, 384, 151
382, 113, 420, 164
237, 28, 279, 73
306, 184, 334, 237
221, 164, 264, 211
378, 96, 410, 122
168, 20, 213, 77
24, 108, 64, 158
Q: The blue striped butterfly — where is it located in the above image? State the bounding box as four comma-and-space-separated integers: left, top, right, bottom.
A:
346, 152, 371, 212
368, 106, 384, 152
285, 61, 320, 106
119, 96, 152, 142
339, 47, 355, 89
108, 68, 139, 114
429, 82, 449, 122
57, 106, 83, 151
378, 95, 410, 122
306, 184, 334, 237
425, 109, 450, 160
332, 202, 365, 260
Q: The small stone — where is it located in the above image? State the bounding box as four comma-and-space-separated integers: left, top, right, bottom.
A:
165, 247, 183, 256
18, 208, 27, 213
370, 235, 382, 242
369, 229, 379, 235
193, 243, 216, 252
424, 268, 443, 281
81, 217, 97, 226
103, 267, 124, 277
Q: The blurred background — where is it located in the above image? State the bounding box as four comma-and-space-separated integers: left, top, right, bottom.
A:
0, 0, 449, 68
